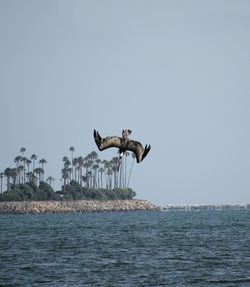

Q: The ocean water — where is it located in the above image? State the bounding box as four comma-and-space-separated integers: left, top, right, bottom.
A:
0, 210, 250, 287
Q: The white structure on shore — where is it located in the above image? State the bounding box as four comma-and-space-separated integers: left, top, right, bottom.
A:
160, 204, 250, 211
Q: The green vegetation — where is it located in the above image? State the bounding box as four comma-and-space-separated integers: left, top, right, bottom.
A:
0, 147, 136, 201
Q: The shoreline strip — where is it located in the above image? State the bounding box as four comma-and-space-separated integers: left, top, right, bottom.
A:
0, 199, 159, 214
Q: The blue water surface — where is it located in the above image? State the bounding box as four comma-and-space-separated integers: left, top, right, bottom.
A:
1, 210, 250, 286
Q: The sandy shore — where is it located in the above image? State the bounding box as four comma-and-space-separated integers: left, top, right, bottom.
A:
0, 199, 159, 214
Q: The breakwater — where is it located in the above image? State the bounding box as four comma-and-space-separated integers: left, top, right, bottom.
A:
0, 199, 159, 214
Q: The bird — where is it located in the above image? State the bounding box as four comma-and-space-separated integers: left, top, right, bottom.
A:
93, 129, 151, 171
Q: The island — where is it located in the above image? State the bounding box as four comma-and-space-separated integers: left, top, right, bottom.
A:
0, 147, 160, 214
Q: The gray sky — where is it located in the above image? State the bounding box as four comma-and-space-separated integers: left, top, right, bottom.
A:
1, 0, 250, 205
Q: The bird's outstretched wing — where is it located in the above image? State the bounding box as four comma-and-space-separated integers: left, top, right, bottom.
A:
94, 129, 122, 151
126, 140, 151, 163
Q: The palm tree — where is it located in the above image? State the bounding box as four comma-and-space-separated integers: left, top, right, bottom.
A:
102, 160, 113, 189
102, 160, 109, 189
69, 146, 75, 161
39, 159, 47, 181
47, 176, 55, 186
17, 165, 24, 184
95, 159, 102, 188
72, 157, 78, 181
26, 171, 36, 185
92, 164, 99, 189
119, 157, 124, 188
62, 156, 71, 184
63, 156, 70, 168
111, 157, 119, 188
20, 147, 26, 157
83, 155, 92, 188
10, 168, 18, 189
26, 159, 32, 174
84, 152, 97, 188
107, 167, 113, 189
68, 167, 73, 182
39, 159, 47, 169
90, 151, 98, 161
76, 156, 84, 186
127, 153, 136, 188
61, 167, 69, 192
124, 151, 130, 188
99, 167, 105, 188
0, 172, 4, 193
21, 157, 28, 183
34, 167, 44, 186
14, 156, 22, 183
31, 154, 37, 172
69, 146, 75, 179
4, 168, 12, 191
14, 155, 22, 167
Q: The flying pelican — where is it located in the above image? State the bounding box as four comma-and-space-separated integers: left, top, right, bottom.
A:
93, 129, 151, 170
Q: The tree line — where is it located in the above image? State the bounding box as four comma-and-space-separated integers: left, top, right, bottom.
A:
62, 147, 135, 191
0, 147, 136, 201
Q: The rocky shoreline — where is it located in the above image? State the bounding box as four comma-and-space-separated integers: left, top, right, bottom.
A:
0, 199, 159, 214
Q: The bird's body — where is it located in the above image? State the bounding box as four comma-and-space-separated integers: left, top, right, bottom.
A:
93, 129, 151, 169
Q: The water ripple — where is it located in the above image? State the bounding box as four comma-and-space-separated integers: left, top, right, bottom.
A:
1, 210, 250, 286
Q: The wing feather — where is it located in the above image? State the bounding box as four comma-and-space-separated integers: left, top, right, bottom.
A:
94, 130, 122, 151
94, 129, 151, 163
100, 136, 122, 150
126, 140, 150, 163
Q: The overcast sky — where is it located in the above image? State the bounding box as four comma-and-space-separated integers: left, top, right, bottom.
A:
1, 0, 250, 205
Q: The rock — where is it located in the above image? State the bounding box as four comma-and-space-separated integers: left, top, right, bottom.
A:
0, 200, 159, 214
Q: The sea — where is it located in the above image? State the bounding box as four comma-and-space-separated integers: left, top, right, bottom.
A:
1, 210, 250, 287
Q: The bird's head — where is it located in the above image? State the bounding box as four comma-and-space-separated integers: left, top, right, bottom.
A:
122, 129, 132, 138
